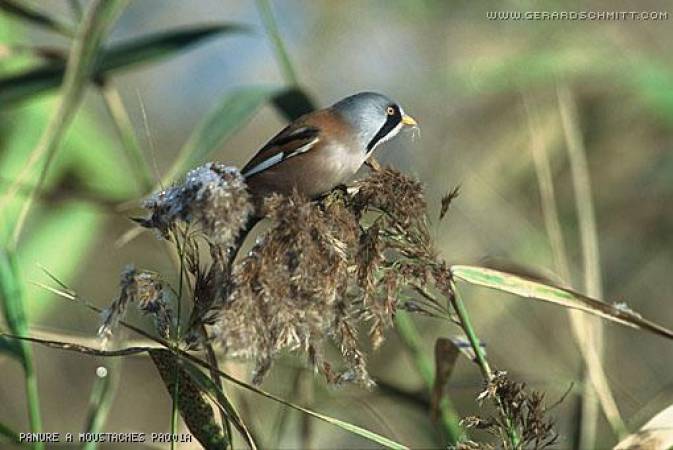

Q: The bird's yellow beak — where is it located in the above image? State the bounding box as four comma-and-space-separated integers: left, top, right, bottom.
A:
401, 114, 418, 127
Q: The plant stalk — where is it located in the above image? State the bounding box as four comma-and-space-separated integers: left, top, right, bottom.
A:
449, 280, 520, 449
394, 311, 462, 444
254, 0, 299, 85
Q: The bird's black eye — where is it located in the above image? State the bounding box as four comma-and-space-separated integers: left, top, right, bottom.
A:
386, 106, 396, 116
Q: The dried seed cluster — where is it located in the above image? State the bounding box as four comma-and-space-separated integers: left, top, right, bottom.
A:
140, 162, 253, 249
96, 162, 562, 448
460, 371, 558, 450
121, 163, 453, 386
99, 266, 173, 344
215, 191, 363, 384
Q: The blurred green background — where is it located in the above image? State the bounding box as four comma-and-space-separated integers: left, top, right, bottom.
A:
1, 1, 673, 448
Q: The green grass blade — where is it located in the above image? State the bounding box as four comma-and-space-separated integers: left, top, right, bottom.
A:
449, 280, 521, 447
0, 0, 128, 245
0, 0, 75, 37
97, 24, 250, 73
0, 328, 410, 450
82, 364, 117, 450
0, 24, 251, 106
0, 256, 24, 331
0, 249, 43, 449
394, 311, 462, 444
181, 358, 257, 450
2, 0, 129, 247
163, 86, 282, 182
99, 81, 155, 193
451, 265, 673, 340
0, 95, 138, 205
254, 0, 298, 85
150, 350, 229, 450
238, 381, 409, 448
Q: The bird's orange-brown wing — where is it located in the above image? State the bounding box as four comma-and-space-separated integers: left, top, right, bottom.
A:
242, 120, 320, 178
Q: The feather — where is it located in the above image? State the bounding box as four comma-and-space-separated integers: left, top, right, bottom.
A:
242, 126, 320, 178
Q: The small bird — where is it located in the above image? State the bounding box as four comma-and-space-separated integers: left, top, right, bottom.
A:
242, 91, 417, 210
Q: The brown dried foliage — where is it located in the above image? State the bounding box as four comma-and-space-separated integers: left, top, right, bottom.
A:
95, 161, 563, 448
215, 166, 444, 385
98, 266, 173, 343
462, 371, 558, 450
123, 162, 459, 386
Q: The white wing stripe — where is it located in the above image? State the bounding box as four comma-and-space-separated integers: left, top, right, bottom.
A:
243, 137, 319, 177
243, 153, 284, 177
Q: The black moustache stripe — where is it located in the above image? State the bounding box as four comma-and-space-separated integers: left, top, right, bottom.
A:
367, 110, 402, 152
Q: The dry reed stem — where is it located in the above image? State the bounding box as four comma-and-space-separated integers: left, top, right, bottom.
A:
558, 85, 626, 441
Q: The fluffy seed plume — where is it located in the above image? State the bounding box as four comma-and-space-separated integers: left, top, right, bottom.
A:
139, 162, 252, 249
213, 190, 366, 385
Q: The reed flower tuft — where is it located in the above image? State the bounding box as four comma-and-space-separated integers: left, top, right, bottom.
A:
351, 166, 426, 227
214, 190, 366, 384
130, 163, 460, 386
139, 162, 252, 249
99, 266, 173, 343
469, 371, 558, 449
209, 165, 456, 384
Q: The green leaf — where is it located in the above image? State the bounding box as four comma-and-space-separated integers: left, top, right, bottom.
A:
163, 85, 319, 184
180, 358, 257, 450
0, 0, 75, 37
451, 265, 673, 340
0, 249, 29, 339
83, 362, 118, 450
164, 86, 283, 182
2, 0, 129, 247
149, 350, 228, 450
0, 248, 43, 441
97, 24, 250, 74
0, 95, 138, 206
0, 24, 251, 105
254, 0, 298, 85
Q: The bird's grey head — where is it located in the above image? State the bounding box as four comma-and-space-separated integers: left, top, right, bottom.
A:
331, 92, 416, 154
